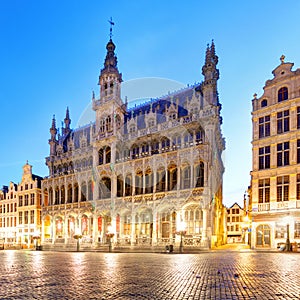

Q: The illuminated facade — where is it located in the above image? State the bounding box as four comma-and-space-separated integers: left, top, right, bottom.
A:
41, 37, 225, 250
0, 162, 42, 248
251, 56, 300, 249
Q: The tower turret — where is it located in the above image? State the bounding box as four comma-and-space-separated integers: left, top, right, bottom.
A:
49, 115, 58, 156
201, 41, 219, 106
63, 107, 71, 135
93, 20, 125, 137
98, 37, 122, 104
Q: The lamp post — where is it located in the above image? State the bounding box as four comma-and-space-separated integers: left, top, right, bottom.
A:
176, 221, 186, 253
73, 229, 82, 252
286, 223, 291, 252
106, 225, 114, 252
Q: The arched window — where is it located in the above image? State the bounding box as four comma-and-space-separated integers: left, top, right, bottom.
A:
278, 87, 288, 102
88, 180, 93, 201
161, 138, 170, 152
195, 162, 204, 187
182, 165, 191, 189
43, 189, 49, 206
195, 129, 204, 144
261, 99, 268, 108
74, 183, 79, 202
81, 182, 87, 201
109, 82, 114, 95
55, 187, 59, 205
99, 177, 111, 199
117, 175, 123, 197
106, 115, 112, 131
183, 132, 193, 147
168, 164, 177, 191
183, 206, 203, 235
125, 175, 132, 196
141, 143, 149, 156
61, 185, 65, 204
156, 167, 166, 192
105, 146, 111, 164
99, 148, 104, 165
48, 188, 53, 206
145, 169, 153, 194
123, 148, 130, 161
67, 184, 72, 203
131, 145, 139, 159
135, 170, 143, 195
151, 140, 159, 155
100, 119, 105, 133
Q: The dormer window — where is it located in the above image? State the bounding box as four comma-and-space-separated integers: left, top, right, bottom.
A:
278, 87, 288, 102
129, 125, 136, 133
169, 113, 177, 120
148, 119, 155, 127
261, 99, 268, 108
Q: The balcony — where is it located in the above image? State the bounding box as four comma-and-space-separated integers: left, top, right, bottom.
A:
258, 203, 270, 212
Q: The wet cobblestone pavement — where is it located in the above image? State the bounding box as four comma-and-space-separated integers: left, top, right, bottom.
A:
0, 251, 299, 299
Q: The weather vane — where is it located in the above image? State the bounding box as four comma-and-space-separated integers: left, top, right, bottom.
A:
108, 17, 115, 40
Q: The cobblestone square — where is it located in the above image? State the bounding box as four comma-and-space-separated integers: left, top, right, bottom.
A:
0, 251, 299, 299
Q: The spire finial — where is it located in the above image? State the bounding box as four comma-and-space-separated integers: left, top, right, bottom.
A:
52, 115, 56, 128
108, 17, 115, 40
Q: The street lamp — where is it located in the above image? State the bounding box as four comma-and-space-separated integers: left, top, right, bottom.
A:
32, 230, 40, 250
286, 223, 291, 252
73, 229, 82, 252
106, 225, 115, 252
176, 221, 186, 253
282, 216, 292, 252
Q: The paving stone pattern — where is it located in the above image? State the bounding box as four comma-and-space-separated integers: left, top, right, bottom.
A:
0, 251, 299, 299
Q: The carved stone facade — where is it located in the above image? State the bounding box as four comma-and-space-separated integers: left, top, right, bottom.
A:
41, 37, 225, 250
251, 56, 300, 250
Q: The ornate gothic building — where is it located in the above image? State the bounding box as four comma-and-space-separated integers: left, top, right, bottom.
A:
41, 36, 225, 251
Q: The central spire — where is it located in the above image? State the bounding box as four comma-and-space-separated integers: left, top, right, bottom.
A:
100, 18, 121, 81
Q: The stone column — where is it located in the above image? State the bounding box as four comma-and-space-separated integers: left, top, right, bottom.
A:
111, 215, 116, 243
153, 170, 157, 193
152, 211, 157, 245
64, 215, 68, 243
130, 212, 136, 245
77, 216, 81, 234
41, 216, 45, 244
52, 183, 55, 205
165, 168, 168, 191
191, 162, 194, 189
202, 208, 208, 245
52, 217, 56, 244
132, 172, 136, 196
78, 184, 82, 202
92, 214, 97, 244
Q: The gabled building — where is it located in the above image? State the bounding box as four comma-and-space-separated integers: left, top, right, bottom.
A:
251, 56, 300, 250
41, 34, 226, 250
0, 162, 42, 249
226, 202, 250, 244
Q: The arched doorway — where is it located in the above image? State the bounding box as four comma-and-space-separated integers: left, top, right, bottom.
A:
256, 224, 270, 247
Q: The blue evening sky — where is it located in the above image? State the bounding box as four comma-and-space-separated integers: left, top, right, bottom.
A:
1, 0, 300, 207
